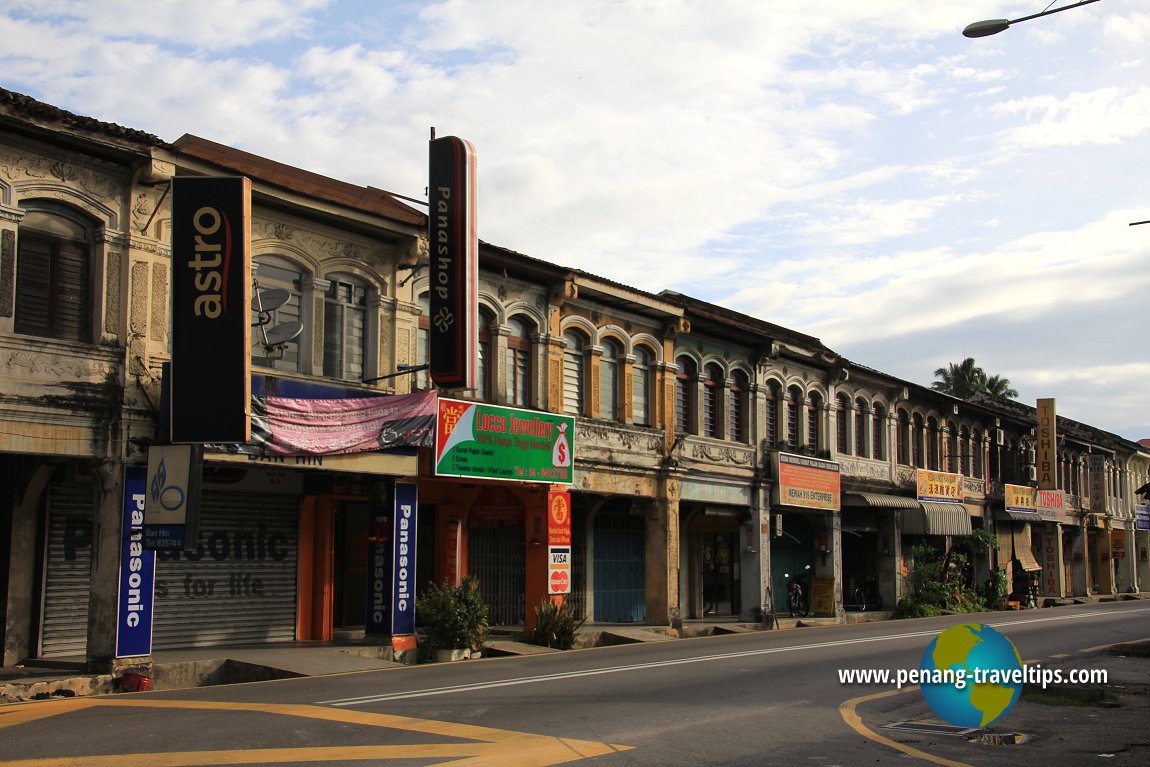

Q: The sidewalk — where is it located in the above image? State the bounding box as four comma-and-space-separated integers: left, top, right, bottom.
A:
853, 644, 1150, 766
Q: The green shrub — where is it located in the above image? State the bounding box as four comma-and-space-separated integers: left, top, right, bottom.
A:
894, 596, 941, 619
525, 599, 587, 650
415, 575, 489, 652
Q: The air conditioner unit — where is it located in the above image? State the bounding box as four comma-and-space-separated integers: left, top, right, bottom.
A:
996, 429, 1005, 446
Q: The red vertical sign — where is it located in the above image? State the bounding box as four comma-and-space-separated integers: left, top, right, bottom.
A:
548, 489, 572, 595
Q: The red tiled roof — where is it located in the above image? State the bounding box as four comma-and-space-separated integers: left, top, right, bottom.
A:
172, 134, 425, 227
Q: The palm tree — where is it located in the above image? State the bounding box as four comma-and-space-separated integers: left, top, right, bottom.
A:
984, 374, 1019, 399
931, 357, 1018, 400
932, 357, 986, 398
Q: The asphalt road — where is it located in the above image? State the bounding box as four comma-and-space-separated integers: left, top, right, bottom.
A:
1, 601, 1147, 767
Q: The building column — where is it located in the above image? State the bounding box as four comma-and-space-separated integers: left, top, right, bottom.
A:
647, 474, 681, 627
86, 462, 127, 673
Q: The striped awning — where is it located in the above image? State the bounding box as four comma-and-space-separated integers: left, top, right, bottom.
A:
901, 502, 973, 536
844, 492, 920, 509
998, 509, 1043, 523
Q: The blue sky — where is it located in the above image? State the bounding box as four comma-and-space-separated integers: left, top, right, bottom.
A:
2, 0, 1147, 440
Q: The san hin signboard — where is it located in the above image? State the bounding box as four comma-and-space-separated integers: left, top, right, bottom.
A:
435, 399, 574, 484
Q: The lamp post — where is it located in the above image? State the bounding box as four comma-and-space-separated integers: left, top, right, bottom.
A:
963, 0, 1102, 38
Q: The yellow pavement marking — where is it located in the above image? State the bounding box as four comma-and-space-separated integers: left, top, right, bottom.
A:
0, 697, 632, 767
839, 686, 974, 767
1079, 636, 1150, 654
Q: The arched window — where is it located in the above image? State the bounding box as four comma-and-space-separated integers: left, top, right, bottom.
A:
972, 429, 984, 479
323, 273, 368, 381
676, 356, 697, 435
854, 397, 868, 457
897, 409, 910, 465
702, 363, 723, 438
15, 204, 96, 342
807, 392, 822, 452
836, 394, 851, 455
474, 307, 495, 400
632, 345, 653, 427
729, 369, 749, 443
912, 413, 925, 468
253, 256, 305, 372
563, 330, 587, 416
599, 337, 622, 420
960, 427, 972, 476
786, 386, 802, 450
505, 315, 533, 407
415, 292, 430, 389
927, 417, 940, 470
872, 404, 886, 461
764, 381, 780, 446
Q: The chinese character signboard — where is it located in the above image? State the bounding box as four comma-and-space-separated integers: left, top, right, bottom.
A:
774, 453, 841, 511
1004, 483, 1037, 514
917, 469, 965, 503
1086, 455, 1108, 514
435, 398, 574, 484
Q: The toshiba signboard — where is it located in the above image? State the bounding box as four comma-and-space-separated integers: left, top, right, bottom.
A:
170, 176, 252, 443
428, 136, 478, 391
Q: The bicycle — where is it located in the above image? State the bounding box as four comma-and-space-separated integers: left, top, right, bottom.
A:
850, 574, 883, 612
785, 575, 809, 617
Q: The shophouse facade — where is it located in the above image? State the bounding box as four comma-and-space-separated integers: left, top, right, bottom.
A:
2, 89, 1146, 674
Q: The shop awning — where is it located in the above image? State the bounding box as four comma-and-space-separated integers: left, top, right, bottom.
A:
998, 509, 1043, 523
844, 492, 920, 509
901, 502, 973, 536
1013, 525, 1042, 572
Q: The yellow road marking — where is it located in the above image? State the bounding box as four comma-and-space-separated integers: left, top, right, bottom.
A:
1079, 636, 1150, 654
0, 697, 631, 767
839, 686, 974, 767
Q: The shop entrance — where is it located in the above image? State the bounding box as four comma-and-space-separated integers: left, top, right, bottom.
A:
468, 488, 526, 626
334, 502, 368, 630
770, 514, 814, 614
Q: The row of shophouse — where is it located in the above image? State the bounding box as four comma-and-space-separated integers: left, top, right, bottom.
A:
1, 87, 1148, 671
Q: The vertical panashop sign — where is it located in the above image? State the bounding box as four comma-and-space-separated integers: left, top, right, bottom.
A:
117, 466, 155, 658
1036, 398, 1057, 490
428, 136, 478, 391
171, 176, 252, 443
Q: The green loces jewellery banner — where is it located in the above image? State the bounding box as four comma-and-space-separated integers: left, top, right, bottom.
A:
435, 398, 574, 483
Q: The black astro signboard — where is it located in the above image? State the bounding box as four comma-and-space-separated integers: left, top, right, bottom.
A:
428, 136, 479, 391
170, 176, 252, 443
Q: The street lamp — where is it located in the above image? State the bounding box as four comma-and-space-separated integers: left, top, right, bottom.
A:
963, 0, 1102, 38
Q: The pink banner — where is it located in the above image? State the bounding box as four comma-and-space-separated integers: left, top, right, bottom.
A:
259, 390, 437, 455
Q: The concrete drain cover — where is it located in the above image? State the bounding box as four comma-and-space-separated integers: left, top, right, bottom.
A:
884, 721, 980, 737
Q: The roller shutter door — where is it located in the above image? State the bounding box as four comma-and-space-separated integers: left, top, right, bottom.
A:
40, 481, 96, 657
152, 491, 298, 649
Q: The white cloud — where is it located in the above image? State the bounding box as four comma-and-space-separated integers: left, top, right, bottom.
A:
1, 0, 1147, 437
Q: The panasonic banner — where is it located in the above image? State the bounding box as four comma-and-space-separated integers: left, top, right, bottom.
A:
365, 482, 418, 638
391, 482, 418, 637
117, 466, 155, 658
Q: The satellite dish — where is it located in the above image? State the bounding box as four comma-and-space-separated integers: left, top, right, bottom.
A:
254, 288, 290, 313
263, 321, 303, 346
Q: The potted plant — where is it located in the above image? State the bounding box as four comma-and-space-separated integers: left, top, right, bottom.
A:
415, 575, 489, 661
524, 598, 587, 650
